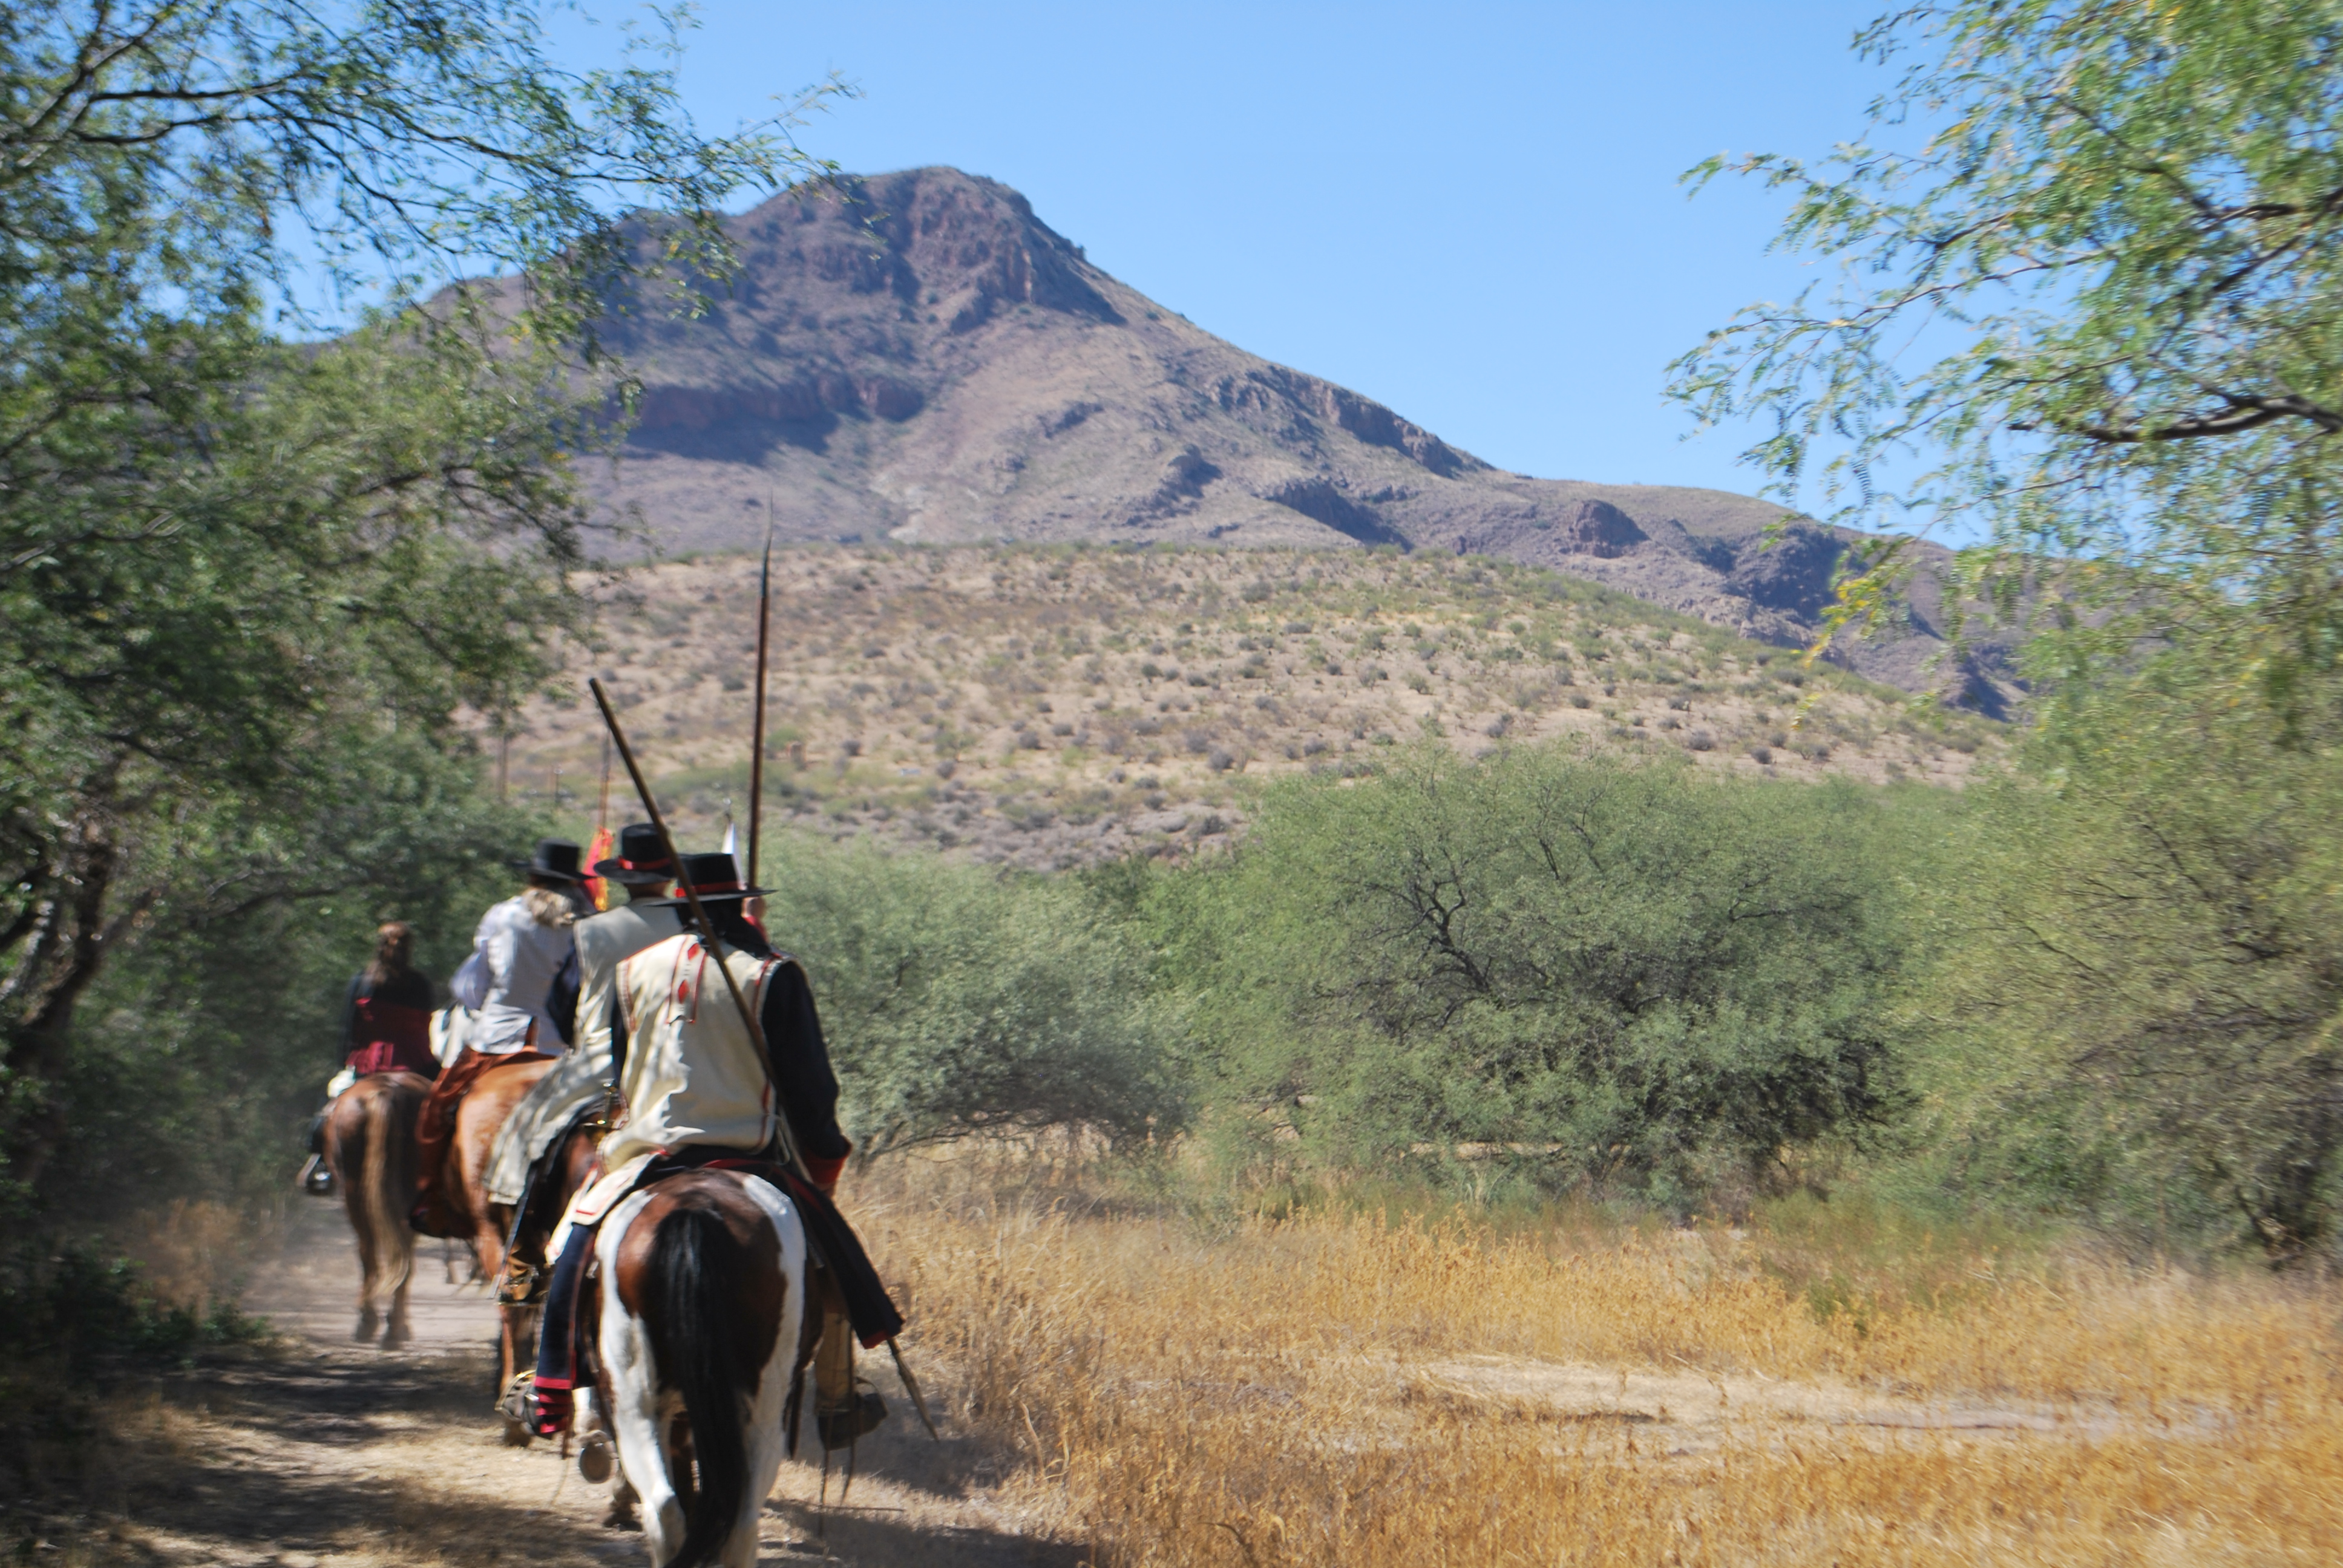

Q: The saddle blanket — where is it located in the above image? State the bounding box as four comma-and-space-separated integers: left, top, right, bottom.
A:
544, 1151, 658, 1261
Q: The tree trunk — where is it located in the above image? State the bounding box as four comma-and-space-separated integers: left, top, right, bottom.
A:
1, 802, 120, 1191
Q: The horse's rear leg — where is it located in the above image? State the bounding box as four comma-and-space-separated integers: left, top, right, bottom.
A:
381, 1226, 415, 1350
344, 1187, 382, 1344
608, 1323, 684, 1560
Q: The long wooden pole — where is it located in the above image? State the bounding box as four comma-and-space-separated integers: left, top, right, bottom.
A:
589, 677, 808, 1182
747, 518, 773, 889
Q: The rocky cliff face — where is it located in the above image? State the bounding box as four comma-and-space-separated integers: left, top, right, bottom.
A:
585, 166, 2010, 701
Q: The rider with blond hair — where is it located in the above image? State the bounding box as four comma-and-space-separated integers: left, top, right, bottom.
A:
411, 839, 585, 1235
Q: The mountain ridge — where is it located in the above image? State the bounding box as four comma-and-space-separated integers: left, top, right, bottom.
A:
584, 166, 2006, 701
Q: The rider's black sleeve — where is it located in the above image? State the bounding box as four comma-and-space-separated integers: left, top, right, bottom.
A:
546, 946, 581, 1047
608, 990, 628, 1088
760, 962, 851, 1161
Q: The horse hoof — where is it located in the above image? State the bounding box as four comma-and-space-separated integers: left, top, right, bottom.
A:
380, 1327, 411, 1351
577, 1431, 614, 1483
600, 1506, 640, 1532
500, 1415, 533, 1448
353, 1311, 379, 1343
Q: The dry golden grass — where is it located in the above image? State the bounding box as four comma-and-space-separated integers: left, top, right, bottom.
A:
499, 546, 2002, 866
852, 1160, 2343, 1567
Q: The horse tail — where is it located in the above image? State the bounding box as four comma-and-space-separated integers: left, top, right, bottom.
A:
647, 1204, 754, 1568
362, 1083, 417, 1299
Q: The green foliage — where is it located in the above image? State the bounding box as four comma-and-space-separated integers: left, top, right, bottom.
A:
758, 834, 1183, 1158
1676, 1, 2343, 707
1916, 671, 2343, 1262
1666, 1, 2343, 1264
0, 1, 818, 1204
0, 1250, 271, 1379
1151, 745, 1916, 1207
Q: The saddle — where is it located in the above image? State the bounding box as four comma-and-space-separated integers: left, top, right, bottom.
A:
410, 1048, 554, 1238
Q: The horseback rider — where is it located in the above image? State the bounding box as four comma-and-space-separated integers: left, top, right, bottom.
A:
342, 923, 441, 1077
412, 839, 585, 1235
486, 823, 684, 1299
297, 922, 439, 1194
526, 851, 884, 1449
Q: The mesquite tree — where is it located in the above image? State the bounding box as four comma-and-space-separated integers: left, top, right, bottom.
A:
0, 1, 825, 1193
1679, 2, 2343, 1256
1673, 1, 2343, 714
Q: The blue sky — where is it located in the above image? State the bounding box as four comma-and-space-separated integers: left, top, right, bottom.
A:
560, 1, 1896, 500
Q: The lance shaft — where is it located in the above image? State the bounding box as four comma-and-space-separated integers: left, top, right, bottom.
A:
589, 677, 809, 1184
747, 520, 773, 888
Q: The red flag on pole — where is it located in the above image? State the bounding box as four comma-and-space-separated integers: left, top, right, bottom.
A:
584, 825, 614, 912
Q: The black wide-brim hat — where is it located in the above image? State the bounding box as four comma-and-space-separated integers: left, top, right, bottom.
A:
510, 837, 588, 883
652, 851, 768, 906
592, 822, 679, 886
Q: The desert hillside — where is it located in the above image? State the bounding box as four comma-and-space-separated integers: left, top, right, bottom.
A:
500, 543, 2002, 869
581, 167, 2015, 702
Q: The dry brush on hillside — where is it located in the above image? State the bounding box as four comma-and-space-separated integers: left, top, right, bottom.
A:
500, 545, 2000, 867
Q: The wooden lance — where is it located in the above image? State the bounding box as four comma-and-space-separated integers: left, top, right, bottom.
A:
747, 516, 774, 889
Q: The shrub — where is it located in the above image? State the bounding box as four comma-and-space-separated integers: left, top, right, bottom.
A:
759, 834, 1181, 1157
1165, 745, 1910, 1202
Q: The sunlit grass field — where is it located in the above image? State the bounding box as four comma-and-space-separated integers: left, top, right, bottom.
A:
861, 1157, 2342, 1567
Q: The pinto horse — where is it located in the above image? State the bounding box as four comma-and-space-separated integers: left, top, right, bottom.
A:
323, 1071, 430, 1348
589, 1170, 807, 1568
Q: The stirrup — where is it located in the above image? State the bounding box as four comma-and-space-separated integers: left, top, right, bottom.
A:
297, 1155, 335, 1198
496, 1371, 537, 1426
816, 1387, 887, 1450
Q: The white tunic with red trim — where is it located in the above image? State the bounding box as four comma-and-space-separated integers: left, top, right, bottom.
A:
599, 929, 785, 1170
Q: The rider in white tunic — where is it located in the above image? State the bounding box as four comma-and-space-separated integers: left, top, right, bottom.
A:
527, 852, 865, 1445
486, 825, 684, 1293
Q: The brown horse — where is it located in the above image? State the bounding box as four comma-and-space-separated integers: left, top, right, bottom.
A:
431, 1057, 571, 1416
585, 1171, 806, 1568
323, 1071, 431, 1349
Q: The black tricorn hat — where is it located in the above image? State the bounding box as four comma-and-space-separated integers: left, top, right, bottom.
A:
511, 838, 587, 883
656, 851, 767, 905
592, 823, 678, 887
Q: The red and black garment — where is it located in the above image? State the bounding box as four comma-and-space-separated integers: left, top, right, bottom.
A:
340, 967, 438, 1078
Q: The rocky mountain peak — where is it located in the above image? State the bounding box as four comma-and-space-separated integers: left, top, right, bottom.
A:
584, 166, 2011, 702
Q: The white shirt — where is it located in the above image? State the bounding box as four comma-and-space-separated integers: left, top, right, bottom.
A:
480, 898, 684, 1203
572, 900, 684, 1071
468, 893, 577, 1054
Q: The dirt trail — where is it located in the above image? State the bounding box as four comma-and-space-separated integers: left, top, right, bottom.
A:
23, 1198, 1072, 1568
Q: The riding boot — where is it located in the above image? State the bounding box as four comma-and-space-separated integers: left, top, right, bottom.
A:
813, 1308, 886, 1449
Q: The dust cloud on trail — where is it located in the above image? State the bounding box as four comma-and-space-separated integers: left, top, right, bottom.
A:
252, 1197, 500, 1352
40, 1197, 1065, 1568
